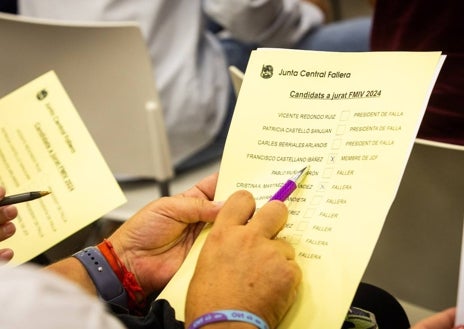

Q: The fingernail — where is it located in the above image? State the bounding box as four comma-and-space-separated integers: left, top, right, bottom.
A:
0, 249, 14, 261
2, 222, 15, 237
453, 325, 464, 329
2, 205, 17, 220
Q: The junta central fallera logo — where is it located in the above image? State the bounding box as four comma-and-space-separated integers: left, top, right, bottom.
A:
260, 64, 273, 79
36, 89, 48, 100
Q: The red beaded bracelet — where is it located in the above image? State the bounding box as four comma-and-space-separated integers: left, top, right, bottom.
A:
97, 239, 146, 313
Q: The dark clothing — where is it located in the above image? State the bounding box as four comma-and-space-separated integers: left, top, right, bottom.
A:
114, 299, 183, 329
114, 283, 409, 329
371, 0, 464, 145
0, 0, 17, 14
350, 282, 410, 329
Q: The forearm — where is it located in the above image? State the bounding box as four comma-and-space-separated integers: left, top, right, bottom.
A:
45, 256, 97, 296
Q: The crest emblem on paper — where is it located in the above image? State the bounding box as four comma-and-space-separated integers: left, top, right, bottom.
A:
260, 64, 273, 79
36, 89, 48, 100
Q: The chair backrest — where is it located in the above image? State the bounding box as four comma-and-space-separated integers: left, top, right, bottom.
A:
0, 13, 174, 182
363, 138, 464, 311
228, 65, 244, 96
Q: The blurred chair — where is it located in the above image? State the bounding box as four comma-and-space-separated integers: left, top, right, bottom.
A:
329, 0, 342, 20
363, 138, 464, 312
228, 65, 244, 96
0, 12, 174, 196
0, 12, 180, 263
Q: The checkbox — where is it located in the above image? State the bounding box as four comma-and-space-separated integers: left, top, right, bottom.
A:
322, 167, 334, 178
340, 110, 350, 121
297, 221, 310, 231
336, 125, 346, 135
304, 208, 316, 218
332, 139, 342, 149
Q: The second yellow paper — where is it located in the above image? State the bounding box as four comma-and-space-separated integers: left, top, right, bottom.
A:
0, 71, 126, 264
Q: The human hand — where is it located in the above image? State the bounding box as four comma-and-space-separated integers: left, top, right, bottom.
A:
107, 173, 222, 297
185, 190, 302, 329
412, 308, 459, 329
0, 187, 17, 262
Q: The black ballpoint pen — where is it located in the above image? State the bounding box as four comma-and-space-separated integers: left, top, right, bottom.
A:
0, 191, 51, 206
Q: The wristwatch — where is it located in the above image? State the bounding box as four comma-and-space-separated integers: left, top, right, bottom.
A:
73, 246, 128, 310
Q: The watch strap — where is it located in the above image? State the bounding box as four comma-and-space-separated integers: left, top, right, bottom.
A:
73, 246, 129, 310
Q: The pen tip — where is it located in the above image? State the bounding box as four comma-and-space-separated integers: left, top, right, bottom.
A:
40, 191, 51, 196
292, 166, 308, 181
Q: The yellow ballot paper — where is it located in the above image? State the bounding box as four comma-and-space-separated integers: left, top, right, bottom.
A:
158, 50, 444, 328
0, 71, 126, 264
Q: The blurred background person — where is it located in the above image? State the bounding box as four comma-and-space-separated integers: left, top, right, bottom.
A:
16, 0, 372, 172
370, 0, 464, 145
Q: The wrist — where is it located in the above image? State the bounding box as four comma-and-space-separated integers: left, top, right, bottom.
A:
201, 323, 256, 329
104, 237, 141, 290
73, 246, 129, 311
71, 241, 146, 314
104, 237, 133, 273
97, 239, 146, 311
186, 310, 269, 329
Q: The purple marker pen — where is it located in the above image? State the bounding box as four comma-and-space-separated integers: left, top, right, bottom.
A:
269, 167, 307, 202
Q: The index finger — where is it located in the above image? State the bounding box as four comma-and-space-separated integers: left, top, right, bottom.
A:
247, 200, 288, 239
213, 190, 256, 228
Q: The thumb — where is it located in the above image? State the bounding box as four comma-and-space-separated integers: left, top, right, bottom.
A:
145, 196, 224, 225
